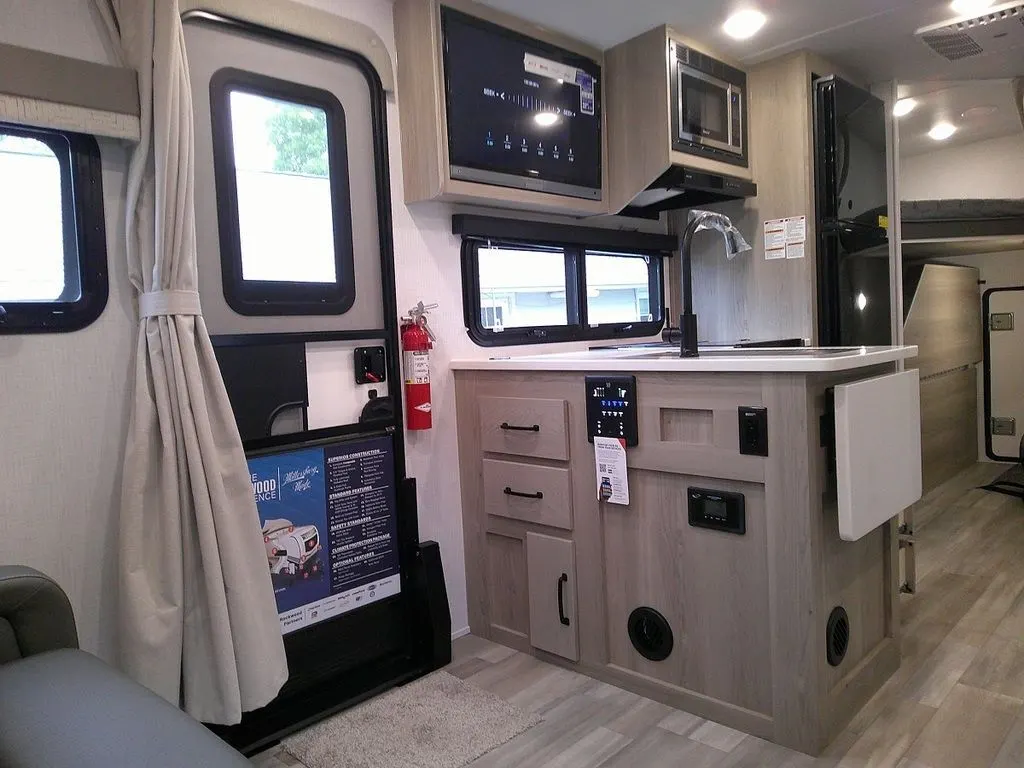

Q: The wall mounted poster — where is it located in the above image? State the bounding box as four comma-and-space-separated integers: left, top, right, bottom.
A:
247, 435, 401, 635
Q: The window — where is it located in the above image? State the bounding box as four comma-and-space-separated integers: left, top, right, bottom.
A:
210, 69, 355, 316
0, 124, 107, 334
456, 215, 672, 346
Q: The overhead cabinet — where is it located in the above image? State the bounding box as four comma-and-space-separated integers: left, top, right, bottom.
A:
393, 0, 609, 216
605, 26, 755, 214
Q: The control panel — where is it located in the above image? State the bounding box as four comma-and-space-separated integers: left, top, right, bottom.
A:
688, 487, 746, 535
585, 375, 638, 447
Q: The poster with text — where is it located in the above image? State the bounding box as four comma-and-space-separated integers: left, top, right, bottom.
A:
248, 436, 402, 635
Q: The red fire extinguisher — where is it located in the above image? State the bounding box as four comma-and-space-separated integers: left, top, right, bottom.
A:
401, 302, 436, 431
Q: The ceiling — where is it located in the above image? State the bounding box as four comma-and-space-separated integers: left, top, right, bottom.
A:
897, 79, 1024, 155
476, 0, 1024, 83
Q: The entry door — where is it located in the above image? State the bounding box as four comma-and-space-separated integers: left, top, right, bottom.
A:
986, 287, 1024, 461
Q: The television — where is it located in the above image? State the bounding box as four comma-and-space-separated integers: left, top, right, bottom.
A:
440, 6, 603, 200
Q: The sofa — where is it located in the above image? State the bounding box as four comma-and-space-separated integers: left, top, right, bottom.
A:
0, 566, 251, 767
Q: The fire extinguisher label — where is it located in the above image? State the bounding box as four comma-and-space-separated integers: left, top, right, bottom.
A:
414, 402, 432, 414
404, 351, 430, 384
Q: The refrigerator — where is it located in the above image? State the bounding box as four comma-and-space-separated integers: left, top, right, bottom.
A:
814, 75, 892, 347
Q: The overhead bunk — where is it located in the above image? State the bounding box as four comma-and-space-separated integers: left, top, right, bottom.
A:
901, 198, 1024, 259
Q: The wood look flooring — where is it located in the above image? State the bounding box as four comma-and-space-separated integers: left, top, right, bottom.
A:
253, 462, 1024, 768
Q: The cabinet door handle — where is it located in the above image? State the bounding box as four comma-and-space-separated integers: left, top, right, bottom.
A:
557, 572, 570, 626
503, 487, 544, 500
500, 422, 540, 432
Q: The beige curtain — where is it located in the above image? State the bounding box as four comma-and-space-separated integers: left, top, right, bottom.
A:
94, 0, 288, 723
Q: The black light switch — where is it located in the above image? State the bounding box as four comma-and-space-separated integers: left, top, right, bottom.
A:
738, 406, 768, 456
355, 346, 387, 385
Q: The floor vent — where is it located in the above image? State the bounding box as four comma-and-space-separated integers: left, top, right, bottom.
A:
826, 606, 851, 667
627, 607, 674, 662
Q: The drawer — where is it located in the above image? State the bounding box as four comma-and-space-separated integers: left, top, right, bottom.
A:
479, 396, 569, 461
482, 459, 573, 530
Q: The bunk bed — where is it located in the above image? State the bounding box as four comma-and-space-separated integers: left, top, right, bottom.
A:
901, 199, 1024, 259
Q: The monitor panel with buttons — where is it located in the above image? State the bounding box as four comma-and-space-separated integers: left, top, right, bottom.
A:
585, 375, 639, 447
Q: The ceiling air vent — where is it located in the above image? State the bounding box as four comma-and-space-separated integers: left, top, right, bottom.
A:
916, 1, 1024, 62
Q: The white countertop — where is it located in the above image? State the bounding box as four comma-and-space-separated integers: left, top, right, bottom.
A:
450, 345, 919, 373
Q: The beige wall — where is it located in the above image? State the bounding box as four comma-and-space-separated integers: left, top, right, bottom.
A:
901, 133, 1024, 201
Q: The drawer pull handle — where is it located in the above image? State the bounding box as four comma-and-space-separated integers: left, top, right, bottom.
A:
500, 422, 540, 433
557, 573, 570, 627
503, 487, 544, 500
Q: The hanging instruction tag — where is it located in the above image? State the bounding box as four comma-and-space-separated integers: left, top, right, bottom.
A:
595, 436, 629, 505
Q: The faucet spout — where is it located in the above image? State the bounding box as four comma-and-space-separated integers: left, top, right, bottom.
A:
678, 210, 753, 358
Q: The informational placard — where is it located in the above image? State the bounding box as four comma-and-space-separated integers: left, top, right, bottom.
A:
248, 436, 401, 636
764, 216, 807, 260
594, 436, 629, 505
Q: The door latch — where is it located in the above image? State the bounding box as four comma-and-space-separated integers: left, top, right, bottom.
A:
991, 312, 1015, 331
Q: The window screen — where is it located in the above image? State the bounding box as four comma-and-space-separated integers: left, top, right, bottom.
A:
210, 69, 355, 316
459, 219, 667, 346
0, 124, 107, 334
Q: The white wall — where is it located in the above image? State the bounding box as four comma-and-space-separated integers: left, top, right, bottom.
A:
933, 250, 1024, 462
900, 133, 1024, 201
0, 4, 133, 662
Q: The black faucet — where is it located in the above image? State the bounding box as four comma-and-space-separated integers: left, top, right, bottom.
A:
664, 210, 752, 358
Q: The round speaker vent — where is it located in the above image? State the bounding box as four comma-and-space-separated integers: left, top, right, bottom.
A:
628, 607, 673, 662
826, 606, 850, 667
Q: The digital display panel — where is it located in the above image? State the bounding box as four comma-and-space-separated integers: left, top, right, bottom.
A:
441, 7, 602, 196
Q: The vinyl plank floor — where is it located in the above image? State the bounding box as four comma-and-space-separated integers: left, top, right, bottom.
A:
252, 464, 1024, 768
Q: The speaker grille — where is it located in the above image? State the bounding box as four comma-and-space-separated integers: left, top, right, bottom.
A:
628, 607, 674, 662
826, 606, 851, 667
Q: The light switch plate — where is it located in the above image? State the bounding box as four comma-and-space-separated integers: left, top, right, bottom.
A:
991, 312, 1014, 331
992, 417, 1017, 437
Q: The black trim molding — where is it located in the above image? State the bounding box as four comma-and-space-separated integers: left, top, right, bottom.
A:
456, 215, 668, 347
0, 122, 108, 334
982, 286, 1024, 463
209, 68, 356, 317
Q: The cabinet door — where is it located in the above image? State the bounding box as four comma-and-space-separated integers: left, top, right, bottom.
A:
526, 533, 579, 661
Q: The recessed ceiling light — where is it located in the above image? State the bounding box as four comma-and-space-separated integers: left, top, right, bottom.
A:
534, 112, 559, 127
928, 122, 957, 141
723, 9, 767, 40
950, 0, 995, 15
893, 98, 917, 117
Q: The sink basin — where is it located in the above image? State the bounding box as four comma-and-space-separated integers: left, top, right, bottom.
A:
622, 347, 865, 359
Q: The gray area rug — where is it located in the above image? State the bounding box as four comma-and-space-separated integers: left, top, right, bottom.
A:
282, 671, 541, 768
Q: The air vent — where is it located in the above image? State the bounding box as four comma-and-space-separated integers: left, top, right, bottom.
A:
826, 606, 851, 667
627, 607, 674, 662
922, 31, 985, 60
916, 2, 1024, 62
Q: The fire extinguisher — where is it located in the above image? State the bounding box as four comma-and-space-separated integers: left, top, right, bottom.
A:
401, 302, 437, 430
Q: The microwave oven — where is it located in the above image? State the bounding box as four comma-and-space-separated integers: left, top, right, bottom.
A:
670, 41, 748, 168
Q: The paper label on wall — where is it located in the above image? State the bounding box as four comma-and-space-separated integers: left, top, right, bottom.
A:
786, 242, 805, 260
595, 436, 629, 505
785, 216, 807, 245
764, 216, 806, 260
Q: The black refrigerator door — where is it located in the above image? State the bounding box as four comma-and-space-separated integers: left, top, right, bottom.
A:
815, 75, 890, 346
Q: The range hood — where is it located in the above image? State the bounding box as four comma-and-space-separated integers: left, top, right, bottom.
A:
621, 165, 758, 219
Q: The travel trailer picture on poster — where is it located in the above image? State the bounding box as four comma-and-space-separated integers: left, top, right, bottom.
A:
248, 437, 402, 635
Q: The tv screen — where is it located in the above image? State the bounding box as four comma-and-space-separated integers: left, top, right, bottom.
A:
441, 7, 602, 200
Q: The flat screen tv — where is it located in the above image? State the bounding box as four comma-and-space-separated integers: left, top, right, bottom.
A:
440, 6, 603, 201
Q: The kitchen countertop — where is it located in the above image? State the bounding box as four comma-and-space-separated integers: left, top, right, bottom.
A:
450, 345, 919, 373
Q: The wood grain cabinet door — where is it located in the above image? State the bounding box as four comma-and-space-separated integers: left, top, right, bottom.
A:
526, 533, 579, 662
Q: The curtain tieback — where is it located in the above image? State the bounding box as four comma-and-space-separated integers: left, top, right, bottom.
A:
139, 290, 203, 319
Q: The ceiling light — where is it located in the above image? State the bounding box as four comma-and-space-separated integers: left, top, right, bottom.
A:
893, 98, 917, 117
928, 122, 957, 140
950, 0, 995, 15
534, 112, 559, 127
723, 9, 767, 40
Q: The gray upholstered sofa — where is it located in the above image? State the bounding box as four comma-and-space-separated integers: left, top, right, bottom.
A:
0, 566, 251, 767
